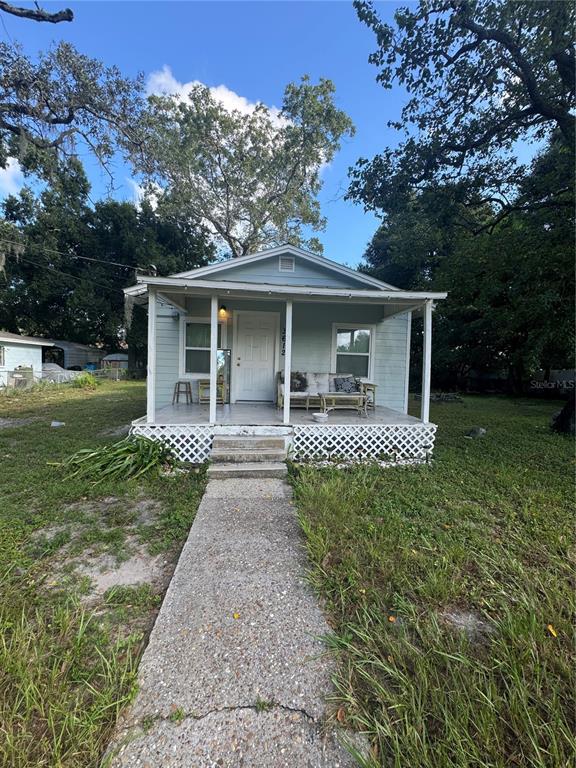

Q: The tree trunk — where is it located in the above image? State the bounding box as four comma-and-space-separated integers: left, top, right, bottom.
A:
551, 396, 575, 435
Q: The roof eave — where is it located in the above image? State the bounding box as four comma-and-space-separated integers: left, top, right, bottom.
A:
131, 275, 447, 302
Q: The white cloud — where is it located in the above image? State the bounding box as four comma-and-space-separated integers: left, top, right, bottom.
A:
0, 158, 24, 197
126, 177, 162, 211
126, 177, 144, 205
146, 65, 284, 125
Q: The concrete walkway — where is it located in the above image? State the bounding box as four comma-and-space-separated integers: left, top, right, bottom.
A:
108, 478, 357, 767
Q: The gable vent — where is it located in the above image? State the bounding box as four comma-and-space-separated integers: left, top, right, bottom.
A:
279, 255, 295, 272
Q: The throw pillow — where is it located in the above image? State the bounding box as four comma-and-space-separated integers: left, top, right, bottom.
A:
334, 376, 359, 393
290, 371, 307, 392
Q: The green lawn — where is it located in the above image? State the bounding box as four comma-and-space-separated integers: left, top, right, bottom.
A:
0, 381, 205, 768
292, 396, 575, 768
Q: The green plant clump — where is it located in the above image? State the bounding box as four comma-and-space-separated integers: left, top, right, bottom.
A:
70, 372, 99, 390
56, 436, 177, 483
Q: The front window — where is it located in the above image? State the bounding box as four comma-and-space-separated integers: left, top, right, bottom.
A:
0, 345, 4, 366
184, 321, 222, 374
334, 326, 372, 377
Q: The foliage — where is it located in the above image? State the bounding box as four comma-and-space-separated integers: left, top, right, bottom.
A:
57, 435, 177, 483
70, 372, 99, 390
0, 38, 143, 179
292, 395, 574, 767
362, 139, 575, 389
0, 160, 214, 352
132, 76, 354, 256
349, 0, 575, 229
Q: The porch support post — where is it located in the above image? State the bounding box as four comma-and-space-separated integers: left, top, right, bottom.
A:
209, 295, 218, 424
420, 300, 432, 423
403, 310, 412, 414
146, 287, 157, 424
283, 300, 293, 425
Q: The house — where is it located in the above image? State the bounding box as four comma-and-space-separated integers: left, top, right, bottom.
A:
102, 352, 129, 369
0, 331, 54, 388
125, 244, 447, 463
43, 339, 106, 370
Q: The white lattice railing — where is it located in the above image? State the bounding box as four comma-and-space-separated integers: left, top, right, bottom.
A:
131, 424, 214, 463
292, 423, 437, 462
131, 422, 437, 464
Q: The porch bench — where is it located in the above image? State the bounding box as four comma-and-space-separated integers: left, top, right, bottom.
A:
276, 371, 368, 412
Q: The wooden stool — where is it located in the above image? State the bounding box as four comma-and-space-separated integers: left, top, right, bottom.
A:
172, 380, 192, 405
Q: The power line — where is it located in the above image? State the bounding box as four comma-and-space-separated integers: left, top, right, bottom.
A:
17, 256, 126, 295
0, 238, 141, 270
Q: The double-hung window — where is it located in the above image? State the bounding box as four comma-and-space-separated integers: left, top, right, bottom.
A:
184, 320, 223, 374
332, 324, 373, 378
0, 346, 4, 367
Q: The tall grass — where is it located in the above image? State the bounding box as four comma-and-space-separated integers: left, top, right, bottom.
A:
0, 582, 140, 768
293, 397, 575, 767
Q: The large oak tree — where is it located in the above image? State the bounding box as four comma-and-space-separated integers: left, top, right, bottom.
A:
349, 0, 575, 229
132, 77, 354, 257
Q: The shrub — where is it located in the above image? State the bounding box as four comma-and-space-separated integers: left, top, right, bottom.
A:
70, 372, 99, 390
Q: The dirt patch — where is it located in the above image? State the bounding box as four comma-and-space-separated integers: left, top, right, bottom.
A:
0, 416, 38, 430
62, 495, 163, 526
34, 494, 176, 602
75, 544, 173, 596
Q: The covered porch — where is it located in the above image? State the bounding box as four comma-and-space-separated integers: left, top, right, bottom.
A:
132, 401, 437, 464
127, 266, 445, 463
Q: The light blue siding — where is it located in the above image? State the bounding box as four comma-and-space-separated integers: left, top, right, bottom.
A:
152, 299, 410, 413
374, 312, 410, 411
155, 302, 180, 409
290, 304, 409, 411
201, 253, 371, 289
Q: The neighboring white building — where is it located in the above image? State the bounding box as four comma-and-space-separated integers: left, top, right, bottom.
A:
0, 332, 54, 388
44, 339, 106, 369
102, 352, 129, 369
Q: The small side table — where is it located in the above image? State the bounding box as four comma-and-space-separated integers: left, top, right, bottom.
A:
172, 380, 192, 405
360, 380, 377, 408
198, 379, 226, 404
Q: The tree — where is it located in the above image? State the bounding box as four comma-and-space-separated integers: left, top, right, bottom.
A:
349, 0, 575, 229
132, 76, 354, 257
0, 161, 215, 353
0, 1, 143, 180
361, 139, 574, 392
0, 42, 143, 180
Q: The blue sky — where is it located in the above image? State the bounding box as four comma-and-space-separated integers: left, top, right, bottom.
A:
2, 1, 410, 267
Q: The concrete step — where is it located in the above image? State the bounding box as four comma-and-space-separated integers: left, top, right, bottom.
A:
211, 449, 287, 463
212, 435, 286, 451
207, 462, 288, 479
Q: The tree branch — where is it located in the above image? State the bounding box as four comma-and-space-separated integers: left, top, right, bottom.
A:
453, 1, 575, 144
0, 1, 73, 23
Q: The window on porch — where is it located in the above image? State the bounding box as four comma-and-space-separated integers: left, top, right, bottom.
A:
184, 321, 222, 374
333, 325, 373, 377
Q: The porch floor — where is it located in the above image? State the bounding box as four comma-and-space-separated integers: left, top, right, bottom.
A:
138, 402, 422, 426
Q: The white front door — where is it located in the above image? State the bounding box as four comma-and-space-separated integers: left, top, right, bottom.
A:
235, 311, 277, 401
